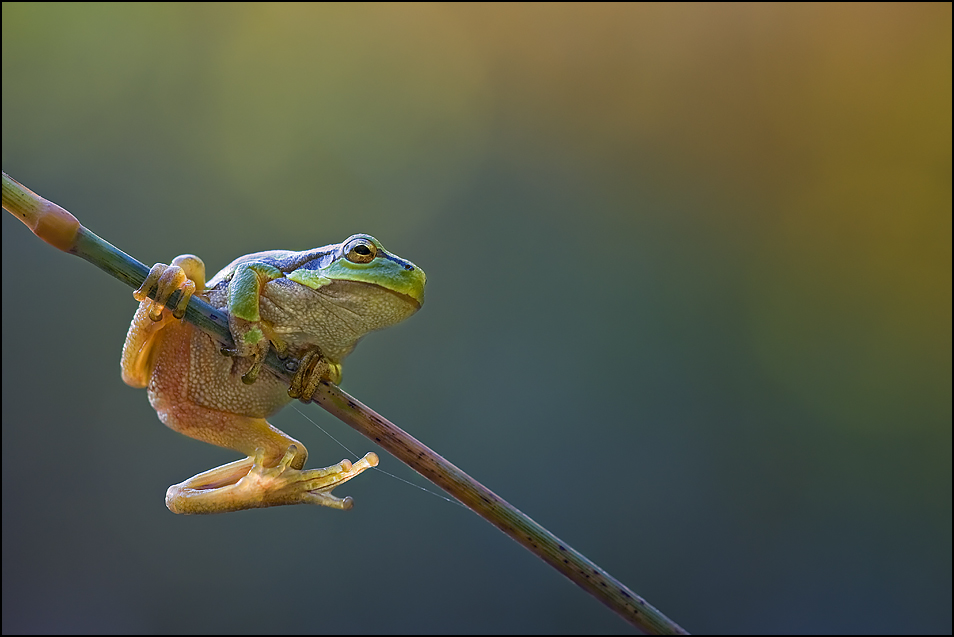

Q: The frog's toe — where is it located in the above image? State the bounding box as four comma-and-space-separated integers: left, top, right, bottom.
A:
302, 492, 355, 510
220, 340, 270, 385
274, 444, 299, 471
294, 452, 378, 508
218, 317, 275, 384
240, 345, 269, 385
134, 263, 196, 321
240, 448, 377, 510
299, 453, 377, 489
287, 348, 342, 401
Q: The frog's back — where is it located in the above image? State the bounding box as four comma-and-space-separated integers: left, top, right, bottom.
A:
206, 247, 338, 289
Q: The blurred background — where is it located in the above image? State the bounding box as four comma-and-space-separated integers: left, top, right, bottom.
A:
2, 3, 950, 634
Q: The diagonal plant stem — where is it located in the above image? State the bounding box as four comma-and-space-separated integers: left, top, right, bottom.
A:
2, 170, 688, 635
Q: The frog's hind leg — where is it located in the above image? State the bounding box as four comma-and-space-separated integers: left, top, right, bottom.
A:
165, 447, 379, 514
159, 404, 377, 514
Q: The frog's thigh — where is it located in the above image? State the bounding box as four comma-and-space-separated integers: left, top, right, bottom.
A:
121, 305, 178, 388
157, 401, 309, 469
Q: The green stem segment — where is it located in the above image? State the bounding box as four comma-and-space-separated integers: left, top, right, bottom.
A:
2, 170, 688, 635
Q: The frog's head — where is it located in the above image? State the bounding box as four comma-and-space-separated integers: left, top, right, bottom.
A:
287, 233, 426, 332
326, 233, 425, 307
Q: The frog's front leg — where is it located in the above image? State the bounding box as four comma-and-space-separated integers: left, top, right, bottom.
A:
287, 348, 343, 402
219, 261, 289, 385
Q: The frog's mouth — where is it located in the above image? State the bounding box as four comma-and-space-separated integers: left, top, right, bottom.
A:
375, 286, 423, 311
313, 258, 427, 307
386, 287, 423, 310
318, 279, 423, 312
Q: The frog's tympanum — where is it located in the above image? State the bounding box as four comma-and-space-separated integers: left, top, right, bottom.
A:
121, 235, 425, 514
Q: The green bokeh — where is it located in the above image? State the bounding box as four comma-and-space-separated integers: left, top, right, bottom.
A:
3, 4, 950, 633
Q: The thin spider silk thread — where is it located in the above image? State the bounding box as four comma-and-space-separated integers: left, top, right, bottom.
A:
291, 403, 465, 508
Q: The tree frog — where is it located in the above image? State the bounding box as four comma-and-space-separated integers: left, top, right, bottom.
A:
121, 234, 425, 514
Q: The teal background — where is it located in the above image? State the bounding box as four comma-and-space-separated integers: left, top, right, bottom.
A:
2, 4, 950, 633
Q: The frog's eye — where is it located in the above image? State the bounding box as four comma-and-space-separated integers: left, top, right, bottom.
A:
344, 238, 377, 264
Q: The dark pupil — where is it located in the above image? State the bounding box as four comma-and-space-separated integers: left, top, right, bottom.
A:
354, 245, 371, 256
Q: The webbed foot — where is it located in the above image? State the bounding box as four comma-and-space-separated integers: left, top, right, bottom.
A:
165, 444, 379, 514
239, 445, 379, 510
